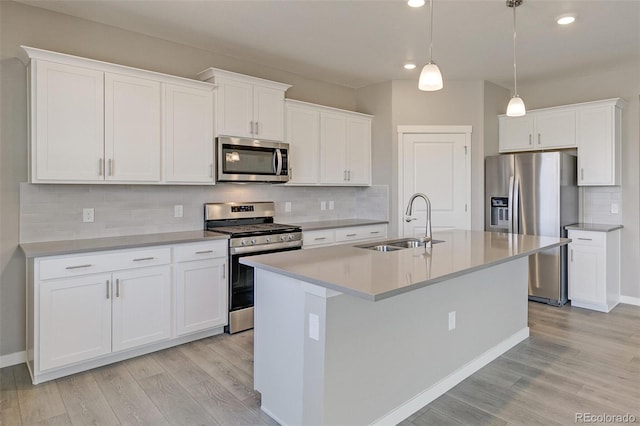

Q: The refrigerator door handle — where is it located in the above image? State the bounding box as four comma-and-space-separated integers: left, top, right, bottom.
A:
508, 176, 515, 234
513, 178, 521, 234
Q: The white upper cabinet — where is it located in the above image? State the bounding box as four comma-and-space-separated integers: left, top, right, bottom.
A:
32, 60, 105, 182
498, 98, 624, 186
163, 84, 215, 183
198, 68, 291, 142
285, 99, 372, 186
21, 46, 215, 185
285, 100, 320, 184
499, 108, 575, 152
105, 73, 161, 182
577, 100, 624, 186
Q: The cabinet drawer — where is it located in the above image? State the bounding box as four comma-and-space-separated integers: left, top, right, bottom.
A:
174, 240, 227, 262
303, 230, 336, 247
335, 224, 387, 242
39, 247, 171, 280
568, 231, 605, 247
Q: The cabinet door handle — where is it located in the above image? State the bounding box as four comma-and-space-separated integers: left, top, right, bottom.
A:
133, 257, 155, 262
537, 133, 541, 145
196, 250, 213, 254
221, 267, 226, 279
529, 134, 532, 145
116, 278, 120, 298
346, 233, 357, 237
314, 237, 327, 241
108, 158, 113, 176
580, 168, 584, 181
255, 122, 259, 135
249, 121, 254, 134
577, 237, 593, 241
210, 163, 214, 178
348, 170, 351, 181
343, 170, 347, 181
106, 280, 110, 299
289, 168, 293, 179
99, 158, 104, 176
65, 264, 93, 270
571, 249, 574, 262
370, 231, 381, 235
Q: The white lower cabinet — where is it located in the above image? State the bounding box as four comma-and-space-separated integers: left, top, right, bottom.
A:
39, 273, 112, 371
568, 229, 620, 312
303, 224, 387, 249
29, 240, 228, 383
175, 256, 227, 336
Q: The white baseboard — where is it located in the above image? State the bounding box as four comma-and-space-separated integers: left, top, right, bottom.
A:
371, 327, 530, 426
0, 351, 26, 368
620, 295, 640, 306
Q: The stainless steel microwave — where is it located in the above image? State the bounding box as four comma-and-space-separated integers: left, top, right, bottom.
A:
216, 136, 290, 183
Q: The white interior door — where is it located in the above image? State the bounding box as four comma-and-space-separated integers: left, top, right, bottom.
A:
400, 131, 470, 237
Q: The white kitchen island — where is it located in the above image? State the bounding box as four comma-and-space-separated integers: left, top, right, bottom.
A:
241, 230, 569, 426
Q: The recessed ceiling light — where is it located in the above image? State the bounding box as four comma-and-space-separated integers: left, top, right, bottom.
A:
404, 63, 417, 70
556, 14, 576, 25
408, 0, 425, 7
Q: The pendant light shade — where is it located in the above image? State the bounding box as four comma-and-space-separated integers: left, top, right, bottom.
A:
419, 62, 443, 91
506, 0, 525, 116
419, 0, 443, 91
506, 95, 526, 116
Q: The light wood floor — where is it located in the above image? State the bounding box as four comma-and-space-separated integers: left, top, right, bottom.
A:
2, 302, 639, 425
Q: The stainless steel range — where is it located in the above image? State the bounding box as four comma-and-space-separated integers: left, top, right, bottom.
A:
205, 202, 302, 333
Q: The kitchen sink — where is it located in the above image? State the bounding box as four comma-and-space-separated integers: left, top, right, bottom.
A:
357, 237, 445, 252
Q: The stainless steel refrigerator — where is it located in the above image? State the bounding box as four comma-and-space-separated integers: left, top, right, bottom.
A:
485, 152, 578, 306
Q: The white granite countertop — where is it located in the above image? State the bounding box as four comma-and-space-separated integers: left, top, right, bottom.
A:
290, 218, 388, 231
565, 223, 623, 232
20, 231, 229, 258
241, 230, 569, 301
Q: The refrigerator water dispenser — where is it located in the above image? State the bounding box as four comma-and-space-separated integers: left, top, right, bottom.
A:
490, 197, 509, 228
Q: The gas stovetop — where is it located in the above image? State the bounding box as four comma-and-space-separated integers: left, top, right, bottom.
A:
206, 222, 301, 237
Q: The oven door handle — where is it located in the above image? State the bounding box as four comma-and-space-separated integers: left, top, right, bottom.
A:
274, 149, 283, 176
230, 240, 301, 255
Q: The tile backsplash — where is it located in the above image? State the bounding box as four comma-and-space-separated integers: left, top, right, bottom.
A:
20, 183, 389, 243
582, 186, 622, 225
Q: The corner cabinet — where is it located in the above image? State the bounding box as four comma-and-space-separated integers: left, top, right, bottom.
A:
21, 46, 215, 185
27, 239, 228, 384
498, 98, 624, 186
567, 229, 621, 312
285, 99, 373, 186
198, 68, 291, 142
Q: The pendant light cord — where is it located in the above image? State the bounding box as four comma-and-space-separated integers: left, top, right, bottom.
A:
429, 0, 434, 63
512, 3, 518, 96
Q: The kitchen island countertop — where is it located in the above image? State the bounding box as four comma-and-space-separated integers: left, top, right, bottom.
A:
20, 230, 228, 258
242, 229, 569, 301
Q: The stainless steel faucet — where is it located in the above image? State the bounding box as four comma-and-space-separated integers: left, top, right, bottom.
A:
405, 193, 432, 248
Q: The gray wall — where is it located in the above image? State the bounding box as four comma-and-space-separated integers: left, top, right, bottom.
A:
518, 60, 640, 299
0, 0, 361, 357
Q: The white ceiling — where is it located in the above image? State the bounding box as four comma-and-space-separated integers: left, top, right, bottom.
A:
16, 0, 640, 89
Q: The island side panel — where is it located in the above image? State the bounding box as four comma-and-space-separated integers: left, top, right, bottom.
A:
254, 269, 324, 426
322, 257, 529, 425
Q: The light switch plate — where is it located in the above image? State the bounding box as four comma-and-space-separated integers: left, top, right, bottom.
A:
320, 201, 326, 211
611, 203, 619, 214
309, 313, 320, 341
174, 205, 184, 218
448, 311, 456, 331
285, 201, 292, 212
329, 201, 334, 210
82, 208, 94, 223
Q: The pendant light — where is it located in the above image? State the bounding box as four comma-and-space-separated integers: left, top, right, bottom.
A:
506, 0, 526, 116
418, 0, 443, 91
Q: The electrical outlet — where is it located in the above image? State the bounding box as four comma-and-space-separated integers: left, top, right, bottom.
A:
82, 208, 95, 223
285, 201, 292, 212
321, 201, 326, 211
309, 313, 320, 341
448, 311, 456, 331
611, 203, 619, 214
329, 200, 334, 210
174, 205, 183, 218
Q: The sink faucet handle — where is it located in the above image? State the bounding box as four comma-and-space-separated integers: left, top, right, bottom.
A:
405, 216, 419, 222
